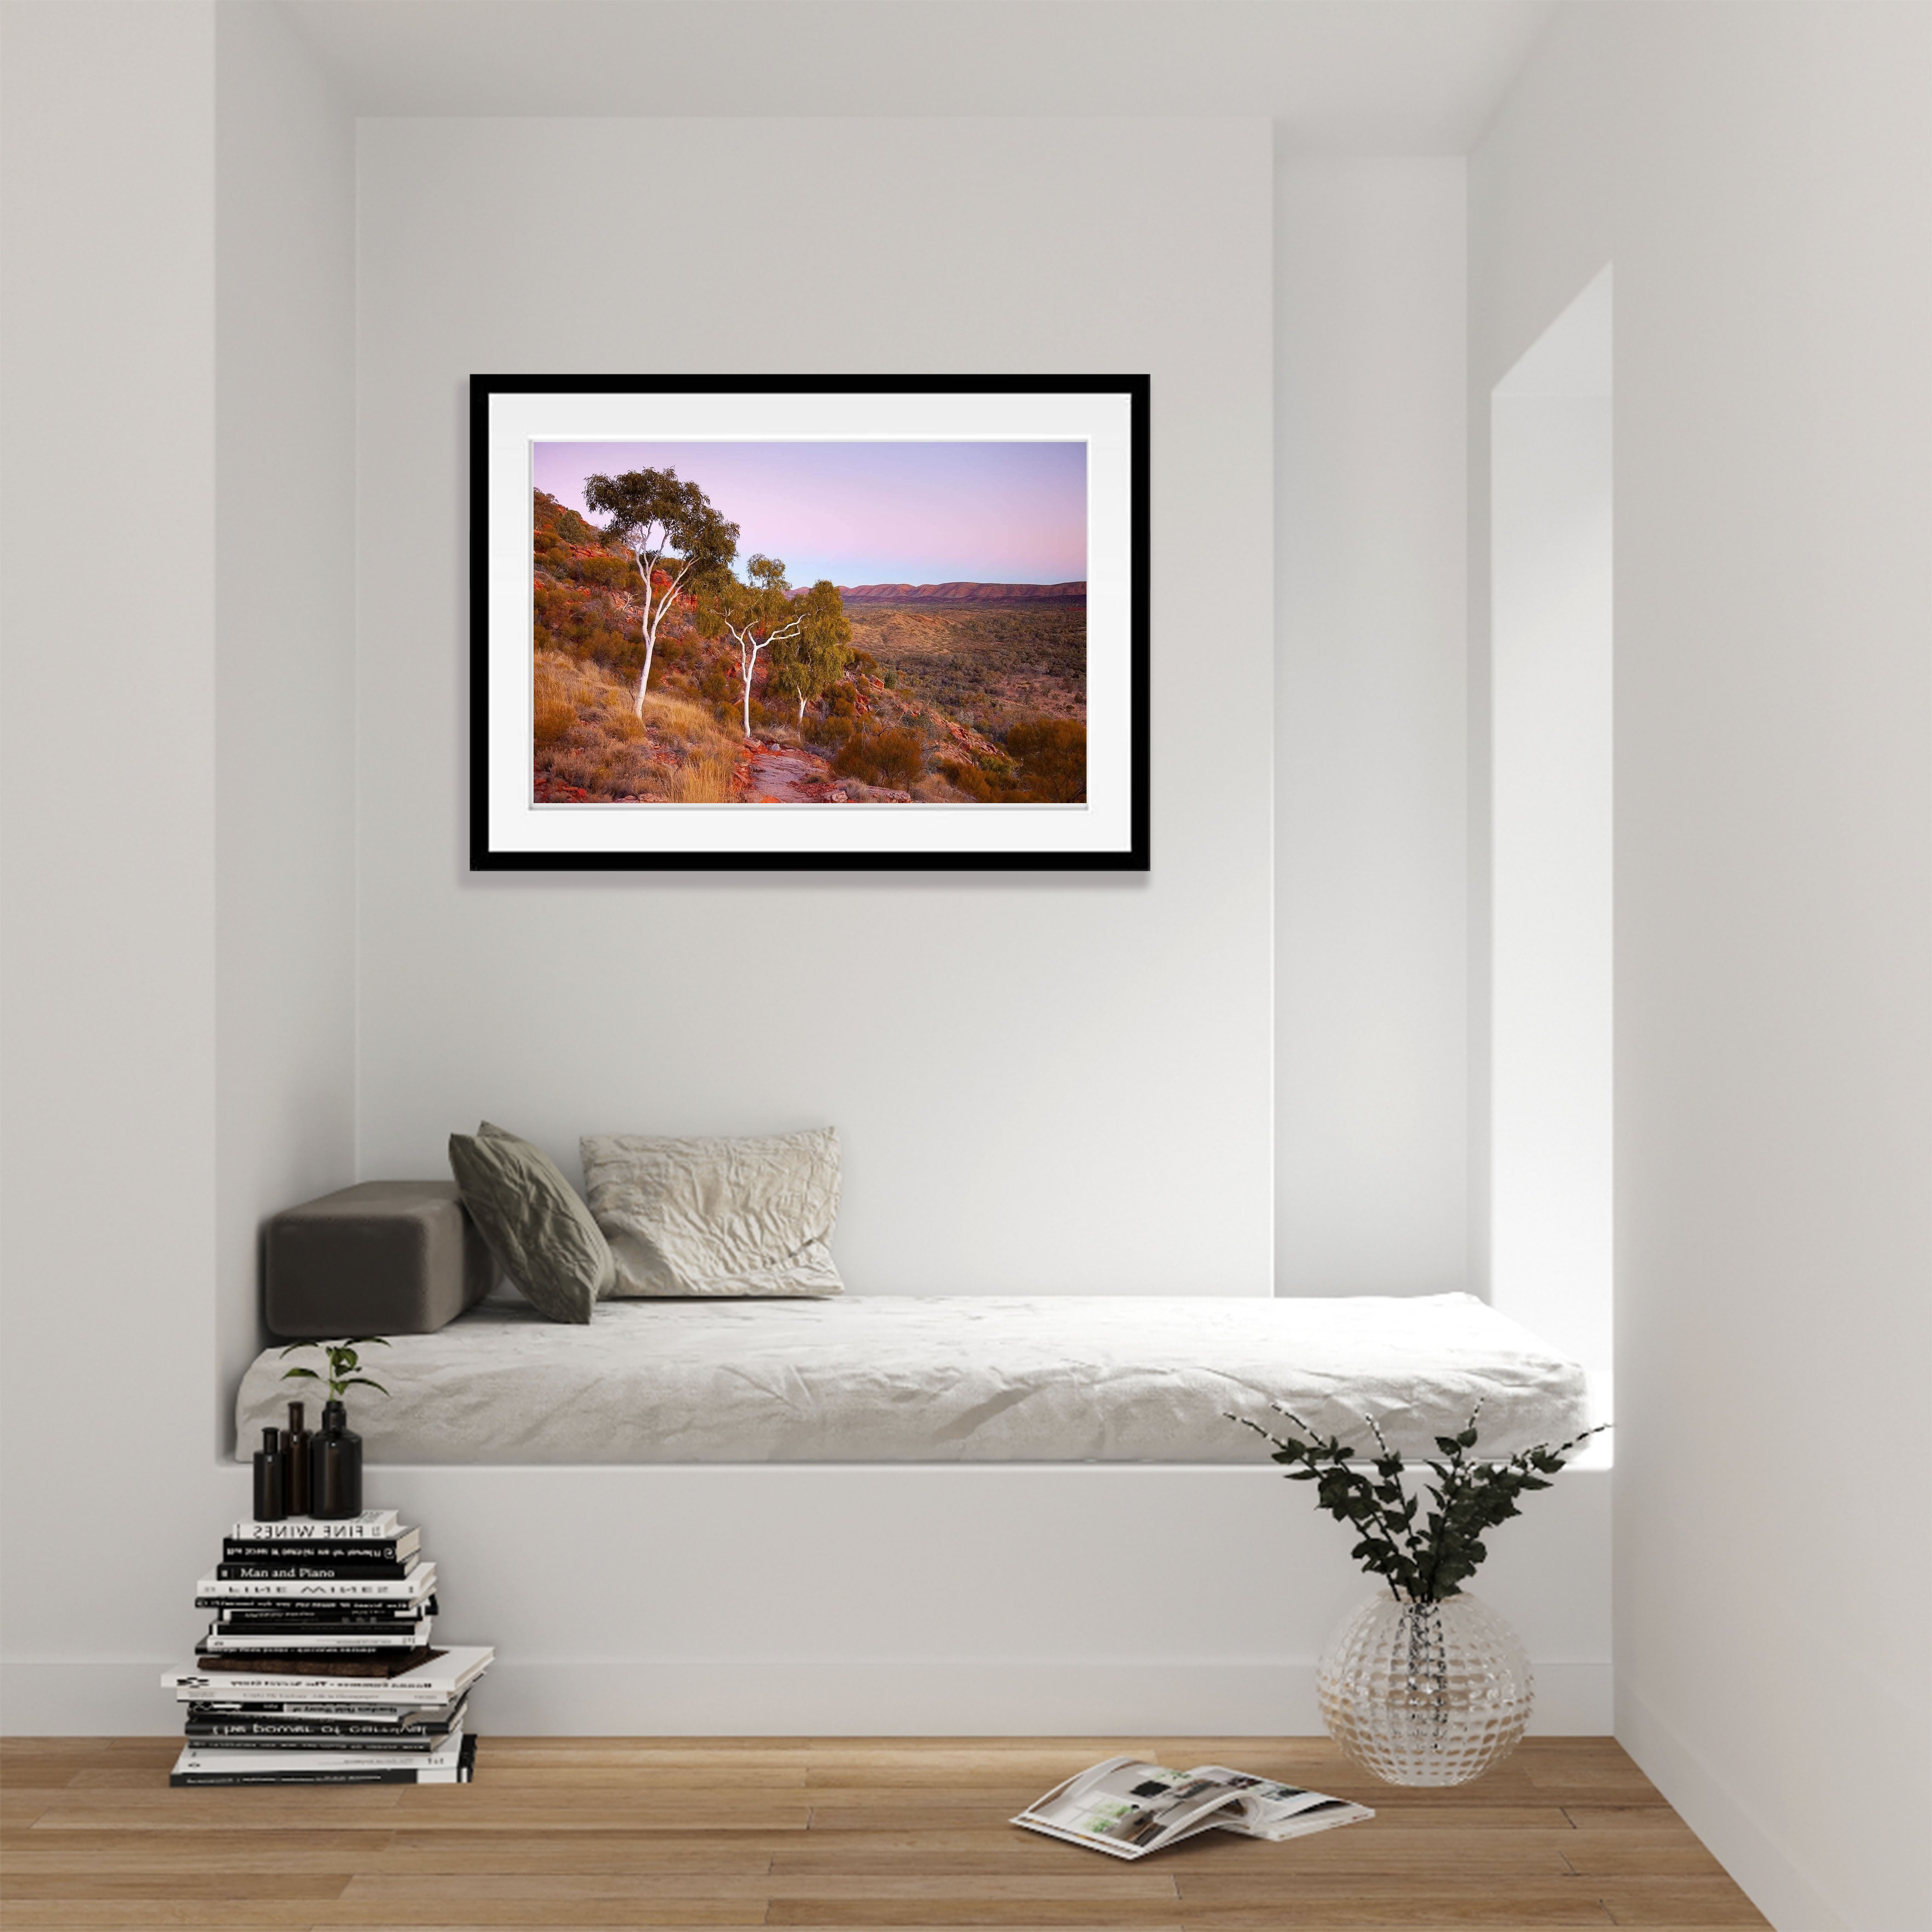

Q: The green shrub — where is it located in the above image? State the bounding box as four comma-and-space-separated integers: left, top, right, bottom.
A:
1004, 718, 1087, 803
937, 758, 995, 801
834, 727, 924, 790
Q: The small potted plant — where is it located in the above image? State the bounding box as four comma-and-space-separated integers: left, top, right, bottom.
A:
281, 1337, 389, 1518
280, 1336, 390, 1408
1231, 1399, 1605, 1787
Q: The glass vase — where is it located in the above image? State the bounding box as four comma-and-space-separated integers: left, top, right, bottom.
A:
1317, 1590, 1533, 1786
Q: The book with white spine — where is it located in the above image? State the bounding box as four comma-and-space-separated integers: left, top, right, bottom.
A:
196, 1566, 435, 1601
197, 1622, 434, 1653
186, 1700, 453, 1724
171, 1732, 475, 1785
186, 1695, 469, 1744
226, 1511, 400, 1542
164, 1645, 494, 1706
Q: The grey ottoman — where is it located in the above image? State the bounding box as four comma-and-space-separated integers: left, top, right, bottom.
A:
265, 1180, 494, 1338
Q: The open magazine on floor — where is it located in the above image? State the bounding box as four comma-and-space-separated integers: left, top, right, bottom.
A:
1013, 1756, 1374, 1860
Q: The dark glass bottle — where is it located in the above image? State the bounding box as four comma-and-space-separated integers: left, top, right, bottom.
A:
284, 1401, 311, 1518
309, 1399, 363, 1518
251, 1426, 285, 1519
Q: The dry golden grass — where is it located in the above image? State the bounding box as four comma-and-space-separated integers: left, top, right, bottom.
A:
640, 688, 720, 746
534, 650, 742, 802
532, 662, 579, 748
670, 746, 741, 802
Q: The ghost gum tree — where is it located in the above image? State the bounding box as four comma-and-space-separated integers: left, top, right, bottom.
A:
706, 555, 811, 738
767, 580, 853, 725
581, 467, 738, 714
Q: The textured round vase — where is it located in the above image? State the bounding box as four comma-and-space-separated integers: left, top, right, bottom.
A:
1317, 1591, 1533, 1786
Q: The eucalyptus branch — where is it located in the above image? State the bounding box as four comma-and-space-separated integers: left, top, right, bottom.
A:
1230, 1399, 1609, 1603
1283, 1403, 1425, 1592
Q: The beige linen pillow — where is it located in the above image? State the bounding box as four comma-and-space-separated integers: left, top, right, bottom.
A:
580, 1127, 845, 1298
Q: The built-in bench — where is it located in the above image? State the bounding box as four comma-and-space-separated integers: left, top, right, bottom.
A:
247, 1185, 1587, 1463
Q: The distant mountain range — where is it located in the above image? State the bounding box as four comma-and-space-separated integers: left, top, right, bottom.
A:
835, 581, 1086, 605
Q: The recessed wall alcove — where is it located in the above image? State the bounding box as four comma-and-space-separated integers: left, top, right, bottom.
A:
157, 0, 1617, 1744
184, 3, 1591, 1745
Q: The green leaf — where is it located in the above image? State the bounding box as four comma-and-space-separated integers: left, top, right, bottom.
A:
343, 1377, 390, 1397
280, 1367, 319, 1381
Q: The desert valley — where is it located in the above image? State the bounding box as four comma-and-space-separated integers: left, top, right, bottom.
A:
530, 490, 1088, 806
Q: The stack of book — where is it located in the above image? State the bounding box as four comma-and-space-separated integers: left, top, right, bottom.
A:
161, 1508, 493, 1786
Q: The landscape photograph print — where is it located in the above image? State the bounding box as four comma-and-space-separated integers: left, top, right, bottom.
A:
528, 437, 1089, 809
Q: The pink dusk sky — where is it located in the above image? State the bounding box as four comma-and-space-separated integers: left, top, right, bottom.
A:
531, 439, 1087, 587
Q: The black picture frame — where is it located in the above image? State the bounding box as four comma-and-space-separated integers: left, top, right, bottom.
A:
470, 373, 1149, 872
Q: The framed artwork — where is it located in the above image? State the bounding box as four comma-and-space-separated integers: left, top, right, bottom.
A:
470, 374, 1148, 871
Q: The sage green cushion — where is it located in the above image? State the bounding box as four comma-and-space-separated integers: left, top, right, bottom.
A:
447, 1121, 614, 1324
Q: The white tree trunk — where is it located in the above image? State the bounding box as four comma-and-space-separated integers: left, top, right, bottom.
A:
633, 632, 655, 717
631, 548, 658, 714
628, 551, 690, 716
724, 617, 800, 741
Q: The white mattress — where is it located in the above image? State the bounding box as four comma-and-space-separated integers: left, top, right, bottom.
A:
237, 1293, 1589, 1465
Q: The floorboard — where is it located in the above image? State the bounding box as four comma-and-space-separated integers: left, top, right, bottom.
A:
0, 1737, 1769, 1930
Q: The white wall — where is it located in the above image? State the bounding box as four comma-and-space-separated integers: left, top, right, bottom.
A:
354, 117, 1277, 1298
0, 0, 367, 1728
1489, 270, 1613, 1379
1275, 156, 1472, 1297
0, 0, 225, 1717
1473, 6, 1932, 1927
214, 0, 359, 1436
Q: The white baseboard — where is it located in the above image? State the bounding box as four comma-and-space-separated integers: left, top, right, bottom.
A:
4, 1655, 1610, 1739
465, 1657, 1613, 1738
1617, 1682, 1844, 1932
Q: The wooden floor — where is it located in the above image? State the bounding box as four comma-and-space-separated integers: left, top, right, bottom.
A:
0, 1735, 1768, 1929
